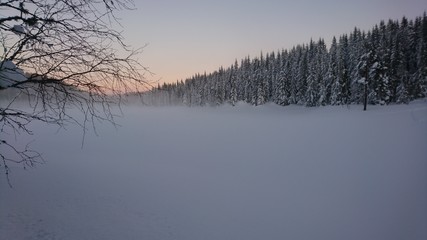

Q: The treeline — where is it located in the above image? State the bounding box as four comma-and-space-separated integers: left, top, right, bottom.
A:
143, 14, 427, 107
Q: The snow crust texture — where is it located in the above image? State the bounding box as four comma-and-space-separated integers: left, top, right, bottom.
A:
1, 101, 426, 240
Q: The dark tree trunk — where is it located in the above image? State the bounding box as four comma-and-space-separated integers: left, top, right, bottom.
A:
363, 82, 368, 111
363, 66, 368, 111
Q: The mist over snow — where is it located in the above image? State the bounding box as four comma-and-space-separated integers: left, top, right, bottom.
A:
1, 101, 427, 240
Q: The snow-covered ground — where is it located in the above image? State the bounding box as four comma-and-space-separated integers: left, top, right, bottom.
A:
1, 101, 427, 240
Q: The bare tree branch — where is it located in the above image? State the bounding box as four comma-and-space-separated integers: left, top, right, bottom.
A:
0, 0, 149, 183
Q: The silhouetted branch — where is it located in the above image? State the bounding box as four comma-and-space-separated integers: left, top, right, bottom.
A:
0, 0, 149, 181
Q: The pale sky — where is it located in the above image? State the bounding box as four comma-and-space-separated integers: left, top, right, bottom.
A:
118, 0, 426, 84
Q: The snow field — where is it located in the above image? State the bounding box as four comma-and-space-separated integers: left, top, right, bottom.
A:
1, 101, 426, 240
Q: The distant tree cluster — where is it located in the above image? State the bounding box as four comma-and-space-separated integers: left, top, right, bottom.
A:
144, 14, 427, 108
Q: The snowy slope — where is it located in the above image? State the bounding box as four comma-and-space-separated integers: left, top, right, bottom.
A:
0, 60, 27, 88
1, 101, 426, 240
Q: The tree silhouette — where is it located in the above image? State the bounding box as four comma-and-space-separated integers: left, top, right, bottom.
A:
0, 0, 148, 184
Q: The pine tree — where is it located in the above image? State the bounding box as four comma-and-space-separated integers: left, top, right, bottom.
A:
416, 13, 427, 97
349, 27, 365, 104
296, 45, 308, 105
397, 75, 410, 104
357, 50, 369, 110
317, 39, 329, 106
305, 40, 319, 107
388, 19, 402, 102
229, 61, 238, 106
275, 50, 290, 105
329, 37, 341, 105
337, 34, 351, 104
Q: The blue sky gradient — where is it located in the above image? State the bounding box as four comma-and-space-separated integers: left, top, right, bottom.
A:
118, 0, 427, 84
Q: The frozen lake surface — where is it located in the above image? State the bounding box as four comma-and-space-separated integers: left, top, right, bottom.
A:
1, 101, 427, 240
